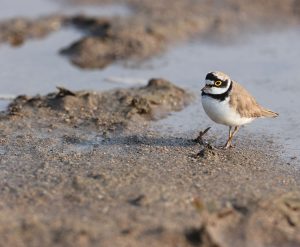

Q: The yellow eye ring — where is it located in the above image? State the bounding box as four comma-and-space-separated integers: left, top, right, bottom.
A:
214, 80, 222, 87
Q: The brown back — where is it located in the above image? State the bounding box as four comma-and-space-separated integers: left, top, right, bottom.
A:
229, 81, 278, 118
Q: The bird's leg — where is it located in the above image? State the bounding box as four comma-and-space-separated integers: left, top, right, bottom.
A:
223, 126, 240, 149
231, 126, 240, 138
229, 126, 240, 148
223, 127, 232, 149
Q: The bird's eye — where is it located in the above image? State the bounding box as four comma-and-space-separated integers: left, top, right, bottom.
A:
214, 80, 222, 87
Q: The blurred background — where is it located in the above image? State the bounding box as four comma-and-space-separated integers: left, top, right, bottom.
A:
0, 0, 300, 157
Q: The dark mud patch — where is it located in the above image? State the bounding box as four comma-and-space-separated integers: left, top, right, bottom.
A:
0, 15, 65, 46
0, 15, 111, 47
6, 78, 192, 133
60, 19, 166, 69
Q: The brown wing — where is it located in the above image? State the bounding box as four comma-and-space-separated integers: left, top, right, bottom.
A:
229, 81, 278, 118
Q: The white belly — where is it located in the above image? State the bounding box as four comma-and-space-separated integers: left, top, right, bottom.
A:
201, 95, 254, 126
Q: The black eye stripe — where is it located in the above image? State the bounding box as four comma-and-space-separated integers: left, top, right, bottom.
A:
205, 78, 230, 88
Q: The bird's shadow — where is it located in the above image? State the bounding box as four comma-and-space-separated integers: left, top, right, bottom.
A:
63, 128, 213, 149
99, 135, 199, 147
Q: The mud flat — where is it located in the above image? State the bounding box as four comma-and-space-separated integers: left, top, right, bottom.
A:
0, 79, 299, 247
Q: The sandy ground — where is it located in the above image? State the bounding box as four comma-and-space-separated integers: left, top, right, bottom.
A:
0, 80, 299, 247
0, 0, 300, 246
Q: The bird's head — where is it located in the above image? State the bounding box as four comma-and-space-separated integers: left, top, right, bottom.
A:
202, 71, 232, 94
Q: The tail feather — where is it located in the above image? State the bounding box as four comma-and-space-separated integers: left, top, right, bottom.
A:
262, 108, 279, 118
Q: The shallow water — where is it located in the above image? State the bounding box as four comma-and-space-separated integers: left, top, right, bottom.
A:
0, 0, 299, 160
0, 0, 130, 20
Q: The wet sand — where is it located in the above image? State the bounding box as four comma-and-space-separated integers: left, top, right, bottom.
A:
0, 0, 300, 246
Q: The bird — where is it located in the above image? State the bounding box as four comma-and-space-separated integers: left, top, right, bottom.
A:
201, 71, 278, 149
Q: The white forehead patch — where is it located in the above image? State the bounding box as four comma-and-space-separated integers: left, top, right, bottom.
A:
205, 79, 214, 85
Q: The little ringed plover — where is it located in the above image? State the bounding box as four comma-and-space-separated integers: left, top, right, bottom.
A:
201, 71, 278, 149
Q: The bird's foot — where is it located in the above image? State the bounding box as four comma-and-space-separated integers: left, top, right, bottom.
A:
194, 127, 211, 144
222, 143, 235, 149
